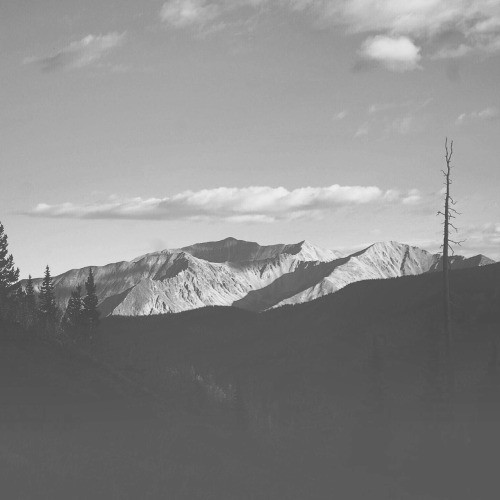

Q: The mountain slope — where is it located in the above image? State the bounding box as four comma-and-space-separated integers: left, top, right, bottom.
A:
25, 238, 494, 316
274, 241, 439, 308
96, 262, 500, 500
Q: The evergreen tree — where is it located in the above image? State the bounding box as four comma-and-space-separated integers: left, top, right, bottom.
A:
0, 222, 20, 321
39, 265, 58, 332
65, 284, 83, 330
14, 286, 27, 326
25, 275, 37, 329
24, 274, 36, 328
82, 268, 100, 333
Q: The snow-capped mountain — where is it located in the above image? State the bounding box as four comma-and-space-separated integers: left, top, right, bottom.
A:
27, 238, 494, 316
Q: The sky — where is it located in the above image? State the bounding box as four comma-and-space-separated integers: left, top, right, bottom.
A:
1, 0, 500, 277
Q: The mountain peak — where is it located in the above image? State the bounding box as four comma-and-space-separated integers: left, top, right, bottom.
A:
180, 238, 284, 263
23, 237, 494, 317
369, 240, 407, 250
364, 241, 433, 255
286, 240, 341, 262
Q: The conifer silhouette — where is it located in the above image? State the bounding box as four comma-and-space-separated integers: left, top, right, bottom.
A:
39, 265, 58, 332
25, 275, 37, 328
65, 284, 83, 331
82, 268, 100, 333
0, 222, 20, 321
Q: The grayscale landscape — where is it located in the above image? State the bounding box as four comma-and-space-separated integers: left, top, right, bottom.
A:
1, 1, 500, 499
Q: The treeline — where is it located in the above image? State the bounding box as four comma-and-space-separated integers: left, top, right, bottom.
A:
0, 221, 100, 343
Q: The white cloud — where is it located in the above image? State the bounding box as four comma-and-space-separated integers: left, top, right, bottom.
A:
25, 184, 423, 222
26, 33, 126, 72
402, 188, 422, 205
456, 106, 500, 125
333, 110, 348, 121
354, 122, 370, 138
368, 102, 398, 114
160, 0, 222, 28
158, 1, 500, 67
322, 0, 500, 61
359, 35, 422, 72
369, 98, 433, 115
431, 44, 472, 60
387, 115, 415, 135
358, 99, 431, 137
290, 0, 500, 39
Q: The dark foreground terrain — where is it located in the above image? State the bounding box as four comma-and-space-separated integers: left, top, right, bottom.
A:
1, 263, 500, 499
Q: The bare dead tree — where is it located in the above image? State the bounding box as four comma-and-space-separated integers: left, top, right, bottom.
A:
437, 138, 464, 407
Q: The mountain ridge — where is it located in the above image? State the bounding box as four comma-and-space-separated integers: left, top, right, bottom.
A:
23, 238, 495, 316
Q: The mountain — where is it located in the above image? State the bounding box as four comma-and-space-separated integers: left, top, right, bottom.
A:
96, 262, 500, 500
25, 238, 494, 316
6, 258, 499, 500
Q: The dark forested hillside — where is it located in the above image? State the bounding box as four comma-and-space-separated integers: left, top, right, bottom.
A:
2, 263, 500, 499
94, 262, 500, 499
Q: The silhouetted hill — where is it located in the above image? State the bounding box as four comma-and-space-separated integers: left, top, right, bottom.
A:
95, 263, 500, 500
3, 263, 500, 499
100, 262, 500, 368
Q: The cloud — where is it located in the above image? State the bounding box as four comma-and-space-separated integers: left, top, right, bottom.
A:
333, 110, 348, 121
356, 98, 432, 137
354, 122, 370, 138
160, 0, 222, 28
431, 44, 472, 60
24, 184, 424, 222
323, 0, 500, 61
460, 223, 500, 260
358, 35, 422, 72
402, 188, 422, 205
158, 1, 500, 67
368, 102, 399, 114
387, 115, 415, 135
456, 106, 500, 125
26, 33, 126, 72
291, 0, 500, 41
370, 98, 433, 114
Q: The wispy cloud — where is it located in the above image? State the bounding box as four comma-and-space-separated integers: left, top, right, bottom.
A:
381, 98, 432, 113
368, 102, 399, 114
354, 122, 370, 138
460, 222, 500, 260
24, 184, 425, 222
333, 110, 348, 121
159, 1, 500, 69
292, 0, 500, 60
358, 35, 422, 72
356, 98, 432, 138
386, 115, 415, 135
25, 33, 126, 72
160, 0, 222, 28
456, 106, 500, 125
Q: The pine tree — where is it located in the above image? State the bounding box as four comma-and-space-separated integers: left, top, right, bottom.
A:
82, 268, 100, 333
0, 222, 20, 321
25, 275, 37, 329
14, 286, 27, 326
39, 265, 58, 332
65, 285, 83, 330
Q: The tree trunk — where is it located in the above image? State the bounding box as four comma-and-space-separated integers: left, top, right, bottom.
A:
443, 139, 455, 415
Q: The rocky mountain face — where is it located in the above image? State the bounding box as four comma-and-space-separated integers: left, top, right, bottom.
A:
27, 238, 494, 316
